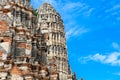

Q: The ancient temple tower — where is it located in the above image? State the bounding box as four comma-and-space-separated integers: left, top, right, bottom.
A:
37, 3, 69, 80
0, 1, 76, 80
0, 0, 35, 80
0, 0, 35, 57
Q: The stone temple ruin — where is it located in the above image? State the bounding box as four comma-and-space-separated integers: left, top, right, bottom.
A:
0, 0, 76, 80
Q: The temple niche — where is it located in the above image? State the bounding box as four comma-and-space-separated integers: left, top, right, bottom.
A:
0, 20, 12, 60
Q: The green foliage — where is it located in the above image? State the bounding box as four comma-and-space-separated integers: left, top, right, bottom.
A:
33, 9, 38, 18
33, 9, 39, 23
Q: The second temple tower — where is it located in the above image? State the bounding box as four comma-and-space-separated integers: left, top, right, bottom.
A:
37, 3, 69, 80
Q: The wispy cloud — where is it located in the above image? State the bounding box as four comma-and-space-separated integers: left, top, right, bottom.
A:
84, 8, 95, 16
102, 4, 120, 21
79, 52, 120, 66
62, 2, 94, 17
112, 42, 120, 51
61, 2, 92, 40
79, 42, 120, 66
63, 2, 85, 11
95, 2, 120, 22
66, 26, 89, 39
105, 4, 120, 13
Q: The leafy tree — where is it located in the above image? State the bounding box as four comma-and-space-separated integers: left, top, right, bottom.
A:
33, 9, 38, 19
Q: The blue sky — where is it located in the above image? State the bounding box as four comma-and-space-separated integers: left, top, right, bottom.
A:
31, 0, 120, 80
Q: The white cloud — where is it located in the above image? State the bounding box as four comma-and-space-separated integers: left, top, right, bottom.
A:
103, 4, 120, 21
66, 27, 89, 39
79, 52, 120, 66
50, 1, 92, 19
79, 42, 120, 66
61, 2, 94, 17
92, 53, 106, 61
105, 4, 120, 13
112, 42, 120, 51
105, 52, 120, 65
63, 2, 85, 10
84, 8, 95, 16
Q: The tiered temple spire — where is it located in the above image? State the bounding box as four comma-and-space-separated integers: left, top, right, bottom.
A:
37, 3, 69, 80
